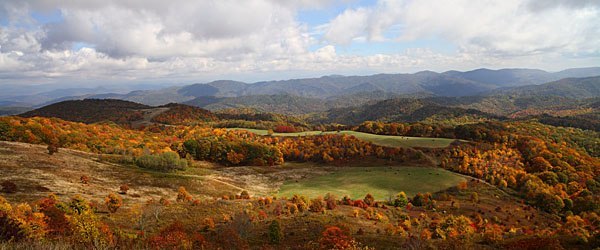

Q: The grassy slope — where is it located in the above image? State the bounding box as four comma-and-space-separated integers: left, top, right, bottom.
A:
228, 128, 457, 148
0, 141, 252, 204
277, 166, 466, 200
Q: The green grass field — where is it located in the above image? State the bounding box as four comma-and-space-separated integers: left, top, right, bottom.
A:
227, 128, 457, 148
277, 166, 466, 200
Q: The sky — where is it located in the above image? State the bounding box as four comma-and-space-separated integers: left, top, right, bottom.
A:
0, 0, 599, 87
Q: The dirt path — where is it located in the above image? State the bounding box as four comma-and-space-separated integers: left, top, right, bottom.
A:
131, 107, 170, 128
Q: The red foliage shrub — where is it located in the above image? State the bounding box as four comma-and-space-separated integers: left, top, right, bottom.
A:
80, 175, 90, 184
119, 184, 129, 194
147, 221, 191, 249
363, 194, 375, 206
353, 200, 368, 209
37, 197, 70, 236
274, 125, 296, 133
341, 196, 353, 205
319, 226, 353, 250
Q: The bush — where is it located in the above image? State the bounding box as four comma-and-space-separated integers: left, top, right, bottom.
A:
176, 187, 192, 203
268, 220, 283, 244
393, 192, 408, 207
319, 226, 352, 250
309, 197, 325, 213
363, 194, 375, 206
274, 125, 296, 133
80, 175, 90, 184
135, 152, 187, 172
47, 144, 59, 155
412, 193, 430, 207
239, 190, 250, 199
105, 193, 122, 213
325, 193, 337, 210
119, 184, 129, 194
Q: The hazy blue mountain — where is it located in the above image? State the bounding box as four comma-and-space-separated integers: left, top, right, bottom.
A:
491, 76, 600, 99
14, 67, 600, 107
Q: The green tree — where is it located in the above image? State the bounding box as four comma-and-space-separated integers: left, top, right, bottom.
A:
268, 220, 283, 244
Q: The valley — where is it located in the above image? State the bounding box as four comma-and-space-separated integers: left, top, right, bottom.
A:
0, 71, 598, 249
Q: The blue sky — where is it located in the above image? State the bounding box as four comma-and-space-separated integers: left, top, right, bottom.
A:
0, 0, 598, 86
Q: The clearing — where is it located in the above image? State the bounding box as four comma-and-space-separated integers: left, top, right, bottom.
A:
277, 166, 466, 200
227, 128, 457, 148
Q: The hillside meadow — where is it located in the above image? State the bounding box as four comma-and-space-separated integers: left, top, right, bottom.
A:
227, 128, 457, 148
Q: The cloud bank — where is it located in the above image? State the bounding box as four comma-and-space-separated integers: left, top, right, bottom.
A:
0, 0, 598, 85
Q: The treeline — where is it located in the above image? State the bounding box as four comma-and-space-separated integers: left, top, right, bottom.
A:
214, 108, 311, 131
176, 129, 424, 166
535, 113, 600, 132
212, 120, 310, 132
180, 136, 284, 166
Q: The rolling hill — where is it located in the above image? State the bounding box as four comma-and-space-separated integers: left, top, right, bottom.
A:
19, 99, 218, 127
491, 76, 600, 99
313, 98, 498, 125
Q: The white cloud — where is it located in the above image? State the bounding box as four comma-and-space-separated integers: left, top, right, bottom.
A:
324, 0, 600, 57
0, 0, 598, 86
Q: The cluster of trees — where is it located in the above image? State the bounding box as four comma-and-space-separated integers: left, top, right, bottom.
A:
355, 121, 454, 138
214, 108, 311, 131
273, 125, 296, 133
536, 113, 600, 132
0, 116, 176, 156
440, 122, 599, 216
172, 127, 424, 166
151, 104, 217, 125
0, 194, 115, 248
180, 136, 284, 166
135, 152, 188, 172
250, 132, 423, 163
211, 120, 304, 132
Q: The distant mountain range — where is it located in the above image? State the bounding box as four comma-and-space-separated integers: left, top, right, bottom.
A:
3, 67, 599, 109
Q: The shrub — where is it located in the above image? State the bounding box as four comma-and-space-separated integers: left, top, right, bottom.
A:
274, 125, 296, 133
68, 195, 91, 215
341, 195, 353, 205
105, 193, 122, 213
119, 184, 129, 194
363, 194, 375, 206
47, 144, 59, 155
286, 203, 298, 215
353, 200, 368, 209
80, 175, 90, 184
135, 152, 187, 172
412, 193, 432, 207
319, 226, 352, 250
393, 192, 408, 207
147, 221, 191, 249
268, 220, 283, 244
325, 193, 337, 210
297, 200, 308, 212
176, 187, 192, 203
470, 192, 479, 203
309, 197, 325, 213
239, 190, 250, 199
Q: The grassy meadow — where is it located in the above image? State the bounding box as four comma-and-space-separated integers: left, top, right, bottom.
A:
227, 128, 457, 148
277, 166, 466, 200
